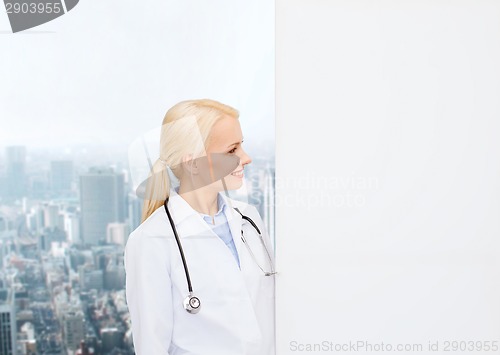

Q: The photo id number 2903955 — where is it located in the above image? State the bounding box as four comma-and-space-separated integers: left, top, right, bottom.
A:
441, 340, 498, 352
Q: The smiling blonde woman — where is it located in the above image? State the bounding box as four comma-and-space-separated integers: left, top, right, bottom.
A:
124, 99, 276, 354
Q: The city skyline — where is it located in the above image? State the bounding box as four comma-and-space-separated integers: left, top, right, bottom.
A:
0, 144, 275, 354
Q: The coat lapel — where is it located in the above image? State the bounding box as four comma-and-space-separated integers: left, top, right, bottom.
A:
222, 197, 244, 263
167, 187, 220, 239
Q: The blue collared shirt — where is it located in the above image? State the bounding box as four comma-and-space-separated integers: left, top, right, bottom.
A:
198, 193, 241, 269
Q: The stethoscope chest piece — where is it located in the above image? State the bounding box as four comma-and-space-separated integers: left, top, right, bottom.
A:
183, 292, 201, 314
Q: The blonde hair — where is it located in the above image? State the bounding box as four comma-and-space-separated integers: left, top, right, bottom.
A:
141, 99, 239, 222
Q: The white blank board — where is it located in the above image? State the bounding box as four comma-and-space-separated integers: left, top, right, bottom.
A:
276, 1, 500, 354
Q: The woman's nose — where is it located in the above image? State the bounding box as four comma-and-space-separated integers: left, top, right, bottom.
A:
239, 147, 252, 166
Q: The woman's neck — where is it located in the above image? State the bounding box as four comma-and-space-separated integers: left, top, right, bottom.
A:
178, 184, 219, 216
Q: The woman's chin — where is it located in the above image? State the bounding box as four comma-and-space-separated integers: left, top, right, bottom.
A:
224, 175, 244, 190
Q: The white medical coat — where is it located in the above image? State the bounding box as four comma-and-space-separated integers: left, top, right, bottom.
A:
124, 188, 276, 355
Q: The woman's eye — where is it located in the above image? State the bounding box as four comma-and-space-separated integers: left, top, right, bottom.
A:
228, 147, 237, 154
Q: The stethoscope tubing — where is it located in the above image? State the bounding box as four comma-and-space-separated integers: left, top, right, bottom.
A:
164, 197, 194, 293
234, 207, 276, 276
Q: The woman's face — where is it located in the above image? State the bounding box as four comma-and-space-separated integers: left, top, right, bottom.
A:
206, 116, 252, 191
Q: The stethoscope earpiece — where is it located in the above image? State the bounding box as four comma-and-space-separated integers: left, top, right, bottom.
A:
183, 293, 201, 314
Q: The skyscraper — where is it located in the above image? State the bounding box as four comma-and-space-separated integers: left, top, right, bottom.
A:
63, 212, 80, 245
80, 167, 125, 246
62, 309, 85, 351
50, 160, 74, 196
5, 146, 26, 201
43, 203, 62, 230
127, 192, 142, 232
0, 288, 17, 355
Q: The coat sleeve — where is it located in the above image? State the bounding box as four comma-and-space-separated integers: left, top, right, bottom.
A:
124, 230, 173, 354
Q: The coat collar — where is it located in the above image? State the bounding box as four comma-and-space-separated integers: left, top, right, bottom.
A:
163, 188, 256, 295
166, 186, 244, 241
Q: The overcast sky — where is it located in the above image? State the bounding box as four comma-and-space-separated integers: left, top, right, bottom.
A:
0, 1, 274, 151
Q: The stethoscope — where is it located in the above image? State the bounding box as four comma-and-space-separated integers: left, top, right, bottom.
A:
163, 197, 276, 314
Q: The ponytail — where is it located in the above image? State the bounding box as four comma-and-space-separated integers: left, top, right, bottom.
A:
141, 158, 171, 223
